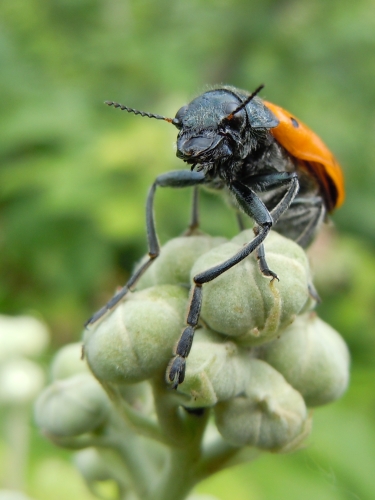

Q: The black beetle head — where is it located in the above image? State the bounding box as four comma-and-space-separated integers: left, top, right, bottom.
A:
174, 90, 246, 167
173, 86, 278, 170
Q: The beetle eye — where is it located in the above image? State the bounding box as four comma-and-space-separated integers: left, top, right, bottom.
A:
174, 105, 188, 128
222, 102, 245, 128
223, 102, 240, 116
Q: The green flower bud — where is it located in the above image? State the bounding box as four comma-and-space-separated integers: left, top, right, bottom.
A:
51, 342, 88, 380
74, 448, 112, 482
259, 312, 350, 407
215, 359, 309, 451
177, 328, 251, 407
137, 234, 227, 289
35, 373, 109, 437
191, 230, 314, 345
84, 285, 187, 384
117, 381, 154, 412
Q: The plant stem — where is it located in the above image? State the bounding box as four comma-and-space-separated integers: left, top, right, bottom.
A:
147, 446, 199, 500
102, 381, 169, 444
108, 417, 159, 499
146, 376, 211, 500
151, 375, 208, 446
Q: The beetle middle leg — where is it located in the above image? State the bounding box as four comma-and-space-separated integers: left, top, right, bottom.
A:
184, 186, 201, 235
85, 170, 206, 327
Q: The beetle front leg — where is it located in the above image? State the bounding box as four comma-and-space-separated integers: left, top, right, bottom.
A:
168, 285, 203, 388
85, 170, 206, 327
168, 183, 273, 388
168, 176, 301, 388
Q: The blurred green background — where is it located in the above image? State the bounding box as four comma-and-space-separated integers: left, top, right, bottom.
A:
0, 0, 374, 498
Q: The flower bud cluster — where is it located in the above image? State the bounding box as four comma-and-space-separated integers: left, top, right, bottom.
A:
35, 230, 350, 499
82, 230, 348, 450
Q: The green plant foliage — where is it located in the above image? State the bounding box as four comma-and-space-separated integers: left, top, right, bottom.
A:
1, 0, 375, 498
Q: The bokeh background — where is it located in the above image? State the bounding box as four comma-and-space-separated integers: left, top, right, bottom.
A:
1, 0, 375, 498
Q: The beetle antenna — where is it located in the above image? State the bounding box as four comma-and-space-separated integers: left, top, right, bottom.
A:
104, 101, 175, 123
225, 84, 265, 120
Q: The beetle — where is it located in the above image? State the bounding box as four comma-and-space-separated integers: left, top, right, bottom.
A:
86, 84, 345, 389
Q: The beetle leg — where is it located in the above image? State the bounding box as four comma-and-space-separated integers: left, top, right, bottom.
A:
85, 170, 206, 327
184, 186, 201, 235
168, 175, 299, 388
253, 225, 279, 280
245, 172, 299, 224
271, 196, 325, 248
294, 198, 325, 248
249, 172, 300, 278
169, 183, 272, 388
255, 241, 279, 280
